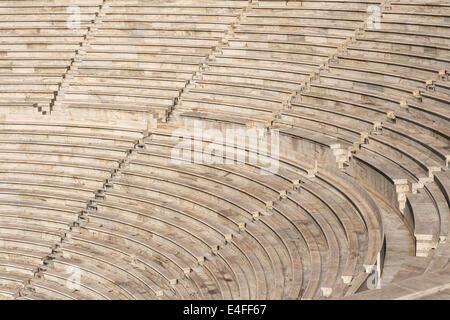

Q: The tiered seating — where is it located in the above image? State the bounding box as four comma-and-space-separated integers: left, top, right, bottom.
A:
327, 1, 450, 125
172, 0, 449, 287
289, 83, 449, 222
288, 1, 450, 258
0, 118, 143, 299
0, 0, 103, 114
53, 0, 249, 123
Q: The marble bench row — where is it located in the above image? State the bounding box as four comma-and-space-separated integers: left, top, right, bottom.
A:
10, 123, 383, 299
0, 1, 100, 110
51, 1, 246, 121
171, 88, 448, 260
0, 119, 148, 299
134, 125, 384, 298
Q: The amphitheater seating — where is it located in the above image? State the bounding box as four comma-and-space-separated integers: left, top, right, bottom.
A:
346, 240, 450, 299
107, 125, 383, 299
168, 0, 448, 291
15, 123, 385, 299
0, 0, 104, 113
172, 0, 382, 127
0, 117, 145, 299
0, 0, 448, 301
52, 0, 251, 124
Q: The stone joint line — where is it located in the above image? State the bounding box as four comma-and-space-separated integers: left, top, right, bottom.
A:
49, 0, 110, 115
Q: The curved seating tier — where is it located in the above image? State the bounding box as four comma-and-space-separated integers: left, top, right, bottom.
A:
160, 0, 449, 297
0, 0, 448, 300
100, 125, 384, 299
345, 240, 450, 300
0, 0, 104, 113
0, 118, 144, 299
52, 0, 251, 124
171, 0, 381, 127
4, 123, 385, 300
